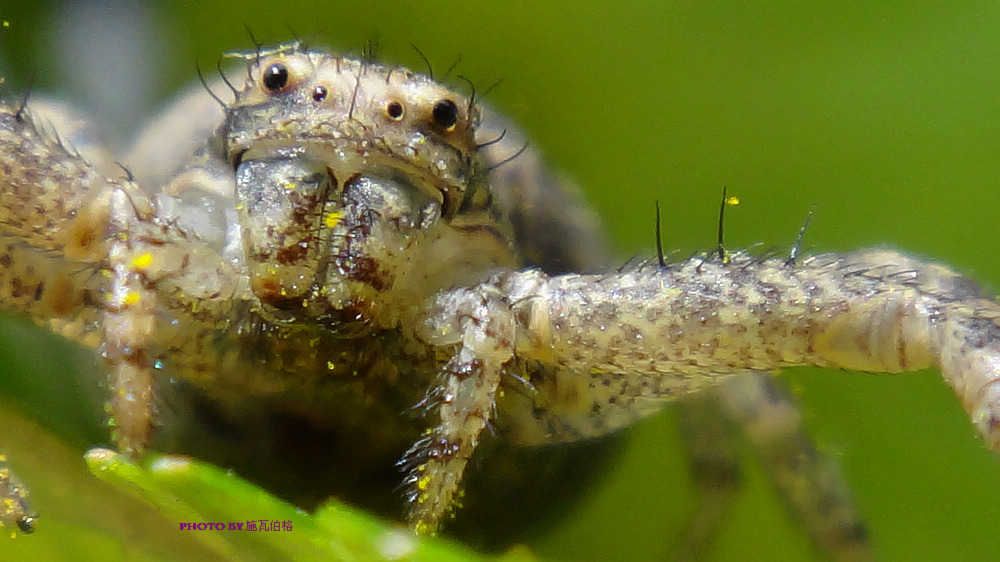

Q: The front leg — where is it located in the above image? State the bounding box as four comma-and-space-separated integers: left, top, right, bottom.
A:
410, 248, 1000, 533
101, 189, 243, 457
497, 250, 1000, 453
407, 286, 517, 535
0, 99, 242, 458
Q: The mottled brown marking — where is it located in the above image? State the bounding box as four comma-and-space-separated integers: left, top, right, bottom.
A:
275, 242, 309, 265
345, 255, 391, 291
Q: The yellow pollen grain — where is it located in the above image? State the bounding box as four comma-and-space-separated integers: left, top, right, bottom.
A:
130, 253, 153, 269
324, 212, 343, 228
123, 292, 141, 306
726, 196, 740, 206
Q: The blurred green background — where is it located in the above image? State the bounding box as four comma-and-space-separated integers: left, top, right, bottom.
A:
3, 1, 1000, 560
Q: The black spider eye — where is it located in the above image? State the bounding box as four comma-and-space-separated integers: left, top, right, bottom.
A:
387, 101, 404, 120
263, 63, 289, 92
432, 99, 459, 130
312, 85, 328, 102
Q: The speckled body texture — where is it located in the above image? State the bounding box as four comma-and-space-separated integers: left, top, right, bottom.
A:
1, 42, 999, 553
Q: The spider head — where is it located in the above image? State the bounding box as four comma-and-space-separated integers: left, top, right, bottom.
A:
221, 46, 511, 335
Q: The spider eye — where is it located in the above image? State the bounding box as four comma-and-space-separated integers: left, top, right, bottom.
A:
432, 99, 459, 130
386, 101, 404, 120
263, 63, 289, 92
312, 85, 328, 102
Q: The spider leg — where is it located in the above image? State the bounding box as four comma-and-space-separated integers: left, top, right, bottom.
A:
493, 251, 1000, 451
674, 375, 872, 561
405, 285, 515, 535
0, 452, 36, 535
102, 185, 162, 457
412, 248, 1000, 535
0, 99, 243, 458
673, 382, 742, 561
717, 374, 871, 561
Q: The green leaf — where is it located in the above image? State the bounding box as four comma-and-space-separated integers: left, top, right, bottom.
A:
84, 448, 519, 562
